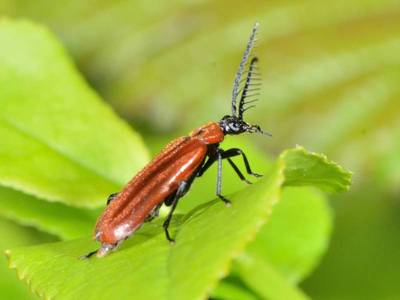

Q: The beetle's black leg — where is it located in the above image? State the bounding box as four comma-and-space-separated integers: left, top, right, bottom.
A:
198, 147, 260, 181
81, 243, 116, 259
106, 192, 119, 205
216, 150, 231, 206
145, 203, 162, 222
226, 158, 252, 184
197, 156, 217, 177
222, 148, 262, 177
163, 181, 190, 243
163, 192, 176, 206
82, 249, 97, 259
197, 145, 218, 177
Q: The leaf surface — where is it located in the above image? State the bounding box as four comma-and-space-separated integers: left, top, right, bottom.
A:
7, 147, 351, 300
244, 187, 332, 284
234, 252, 310, 300
0, 185, 96, 240
0, 20, 149, 207
0, 217, 56, 300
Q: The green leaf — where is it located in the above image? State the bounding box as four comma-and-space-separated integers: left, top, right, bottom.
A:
7, 223, 169, 300
210, 277, 261, 300
234, 252, 310, 300
6, 147, 351, 300
168, 163, 285, 300
282, 147, 352, 192
245, 187, 332, 284
229, 149, 344, 298
302, 187, 400, 299
214, 187, 332, 299
0, 185, 97, 240
0, 217, 56, 300
0, 19, 149, 208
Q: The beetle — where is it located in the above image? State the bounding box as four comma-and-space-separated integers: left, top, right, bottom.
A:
85, 22, 270, 258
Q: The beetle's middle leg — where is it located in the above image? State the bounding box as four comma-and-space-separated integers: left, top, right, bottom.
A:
216, 150, 231, 206
197, 147, 258, 205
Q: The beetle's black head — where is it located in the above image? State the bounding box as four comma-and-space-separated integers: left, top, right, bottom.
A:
222, 22, 271, 138
219, 115, 270, 136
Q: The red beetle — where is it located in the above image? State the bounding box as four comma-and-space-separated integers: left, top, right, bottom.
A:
86, 22, 270, 258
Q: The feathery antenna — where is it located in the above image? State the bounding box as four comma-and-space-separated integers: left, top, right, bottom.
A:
231, 22, 260, 117
238, 57, 260, 119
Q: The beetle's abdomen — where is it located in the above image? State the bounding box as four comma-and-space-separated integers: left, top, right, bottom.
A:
95, 137, 208, 245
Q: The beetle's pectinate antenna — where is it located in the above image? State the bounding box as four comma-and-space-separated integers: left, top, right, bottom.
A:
220, 22, 271, 137
238, 56, 260, 120
231, 22, 259, 117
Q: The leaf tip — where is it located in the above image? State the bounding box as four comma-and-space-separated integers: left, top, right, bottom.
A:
280, 145, 352, 192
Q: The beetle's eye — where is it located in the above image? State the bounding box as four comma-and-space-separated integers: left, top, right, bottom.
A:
230, 123, 239, 131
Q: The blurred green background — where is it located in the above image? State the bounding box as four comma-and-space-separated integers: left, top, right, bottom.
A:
0, 0, 399, 299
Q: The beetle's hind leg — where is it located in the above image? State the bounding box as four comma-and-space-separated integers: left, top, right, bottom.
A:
82, 249, 97, 259
163, 181, 191, 243
145, 203, 162, 222
81, 243, 116, 259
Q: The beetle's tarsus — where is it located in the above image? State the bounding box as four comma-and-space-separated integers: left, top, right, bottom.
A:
81, 249, 98, 260
218, 194, 231, 206
166, 232, 176, 244
250, 172, 262, 178
164, 225, 176, 244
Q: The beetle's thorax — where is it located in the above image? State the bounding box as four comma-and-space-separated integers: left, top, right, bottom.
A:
189, 122, 224, 145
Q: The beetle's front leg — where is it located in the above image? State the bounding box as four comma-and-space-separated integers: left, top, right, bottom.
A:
163, 180, 190, 243
222, 148, 262, 178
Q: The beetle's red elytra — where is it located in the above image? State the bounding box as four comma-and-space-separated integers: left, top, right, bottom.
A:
85, 22, 271, 258
95, 123, 223, 247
